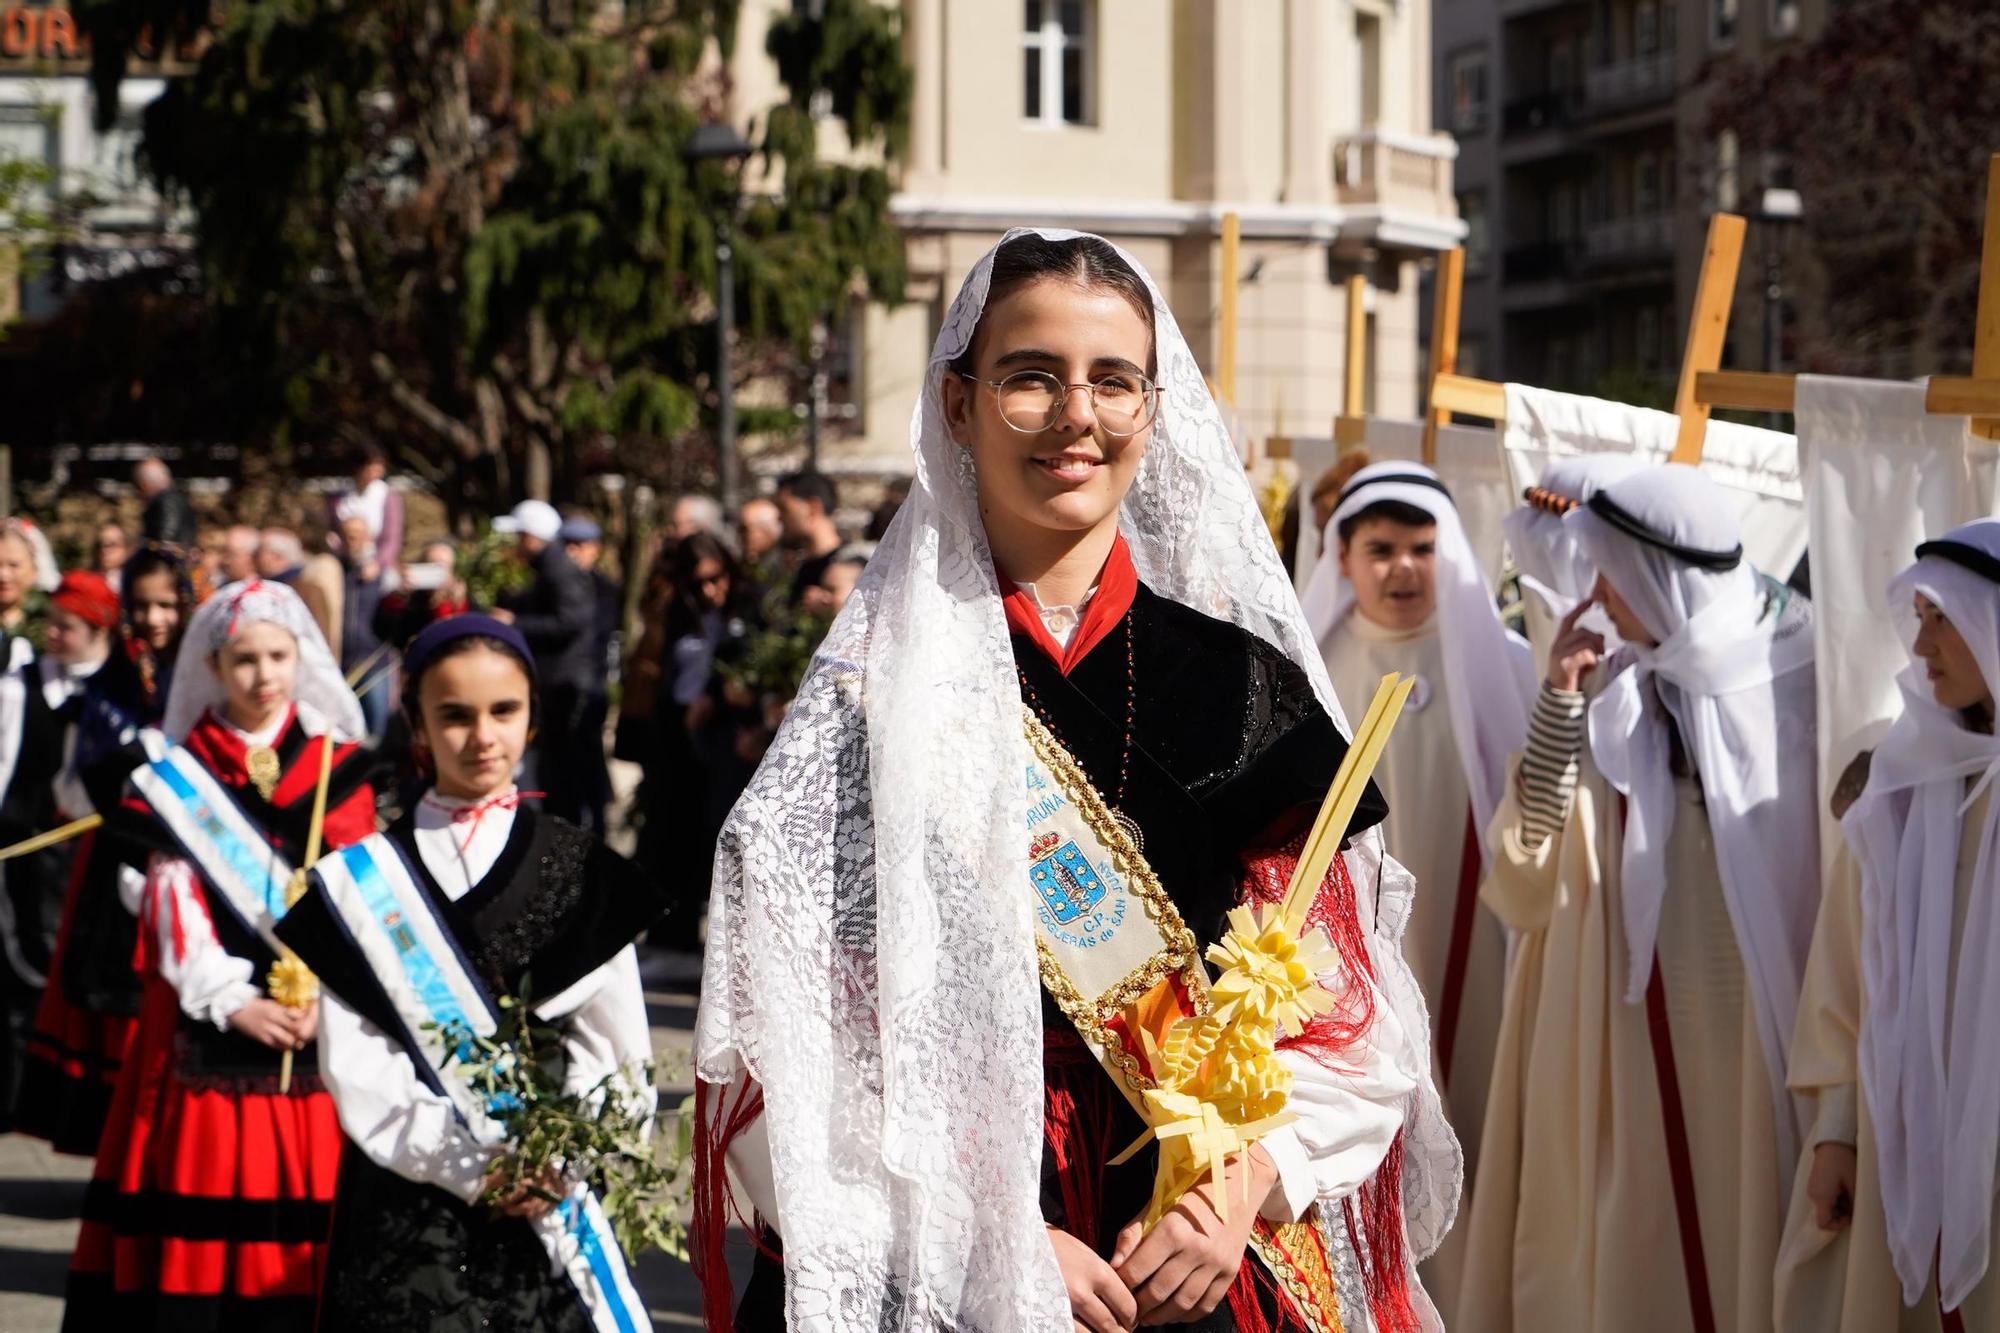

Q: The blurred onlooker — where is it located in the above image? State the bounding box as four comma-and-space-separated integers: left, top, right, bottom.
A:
328, 442, 404, 567
737, 496, 783, 565
374, 538, 468, 650
864, 476, 911, 542
670, 493, 727, 543
256, 526, 343, 658
0, 521, 42, 635
816, 545, 871, 615
649, 531, 758, 946
133, 457, 197, 549
220, 524, 261, 584
560, 515, 619, 834
490, 500, 597, 828
777, 470, 842, 607
335, 507, 392, 737
92, 524, 130, 592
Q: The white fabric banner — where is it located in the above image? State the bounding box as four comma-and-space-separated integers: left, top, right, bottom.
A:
1794, 375, 2000, 882
1498, 384, 1807, 579
1359, 417, 1512, 588
1287, 435, 1342, 591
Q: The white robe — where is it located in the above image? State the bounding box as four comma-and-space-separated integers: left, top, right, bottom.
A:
1322, 609, 1507, 1312
1453, 685, 1784, 1333
1775, 788, 2000, 1333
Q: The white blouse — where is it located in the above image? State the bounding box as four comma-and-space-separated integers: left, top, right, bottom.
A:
317, 788, 656, 1203
148, 710, 291, 1032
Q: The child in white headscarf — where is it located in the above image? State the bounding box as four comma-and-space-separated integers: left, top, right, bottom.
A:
1302, 461, 1534, 1313
62, 579, 376, 1331
1480, 463, 1814, 1333
1776, 517, 2000, 1333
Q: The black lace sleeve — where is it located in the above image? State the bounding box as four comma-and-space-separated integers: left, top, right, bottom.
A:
1201, 640, 1389, 855
484, 822, 671, 1003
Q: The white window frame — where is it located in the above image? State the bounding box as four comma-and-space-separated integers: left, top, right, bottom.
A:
1023, 0, 1094, 129
1447, 47, 1489, 135
1709, 0, 1738, 50
1636, 0, 1662, 58
1459, 190, 1490, 276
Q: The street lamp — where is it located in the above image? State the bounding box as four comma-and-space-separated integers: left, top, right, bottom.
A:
686, 121, 754, 513
1749, 186, 1805, 428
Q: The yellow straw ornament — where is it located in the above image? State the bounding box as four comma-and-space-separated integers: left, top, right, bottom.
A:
271, 732, 336, 1093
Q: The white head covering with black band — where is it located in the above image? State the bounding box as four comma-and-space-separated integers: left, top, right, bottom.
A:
1565, 463, 1817, 1191
1502, 452, 1644, 655
1846, 517, 2000, 1307
1301, 460, 1535, 852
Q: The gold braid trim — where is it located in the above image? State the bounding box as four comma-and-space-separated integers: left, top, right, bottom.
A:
1025, 710, 1341, 1328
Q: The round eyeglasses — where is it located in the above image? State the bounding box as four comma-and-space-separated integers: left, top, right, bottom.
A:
958, 369, 1160, 438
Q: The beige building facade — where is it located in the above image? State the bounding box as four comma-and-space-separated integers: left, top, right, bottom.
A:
731, 0, 1463, 481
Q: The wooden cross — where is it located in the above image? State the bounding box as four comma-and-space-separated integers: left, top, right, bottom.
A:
1693, 153, 2000, 437
1419, 248, 1467, 467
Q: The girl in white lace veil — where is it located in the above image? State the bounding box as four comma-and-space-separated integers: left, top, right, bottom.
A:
693, 228, 1457, 1331
165, 579, 365, 743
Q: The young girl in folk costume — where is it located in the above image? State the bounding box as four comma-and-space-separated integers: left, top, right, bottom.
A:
273, 614, 665, 1331
1300, 461, 1534, 1312
11, 572, 147, 1147
1775, 518, 2000, 1333
694, 231, 1458, 1333
62, 578, 376, 1331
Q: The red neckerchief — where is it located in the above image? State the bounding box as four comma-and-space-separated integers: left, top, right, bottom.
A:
183, 704, 299, 790
997, 534, 1138, 676
421, 786, 543, 854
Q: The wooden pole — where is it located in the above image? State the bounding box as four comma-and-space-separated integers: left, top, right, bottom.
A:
1669, 213, 1748, 464
1421, 248, 1466, 467
1970, 154, 2000, 440
1219, 212, 1241, 405
1344, 274, 1368, 419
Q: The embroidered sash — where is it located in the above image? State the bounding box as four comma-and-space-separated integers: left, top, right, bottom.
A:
129, 732, 298, 949
309, 833, 651, 1333
1023, 711, 1343, 1333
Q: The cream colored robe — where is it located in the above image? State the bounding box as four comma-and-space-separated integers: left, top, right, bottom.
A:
1453, 699, 1784, 1333
1324, 611, 1506, 1313
1775, 788, 2000, 1333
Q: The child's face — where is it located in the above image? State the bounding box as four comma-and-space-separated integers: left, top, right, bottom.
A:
1339, 517, 1439, 632
413, 645, 533, 800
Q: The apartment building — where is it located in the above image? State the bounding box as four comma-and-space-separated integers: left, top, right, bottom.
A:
1434, 0, 1821, 394
733, 0, 1466, 476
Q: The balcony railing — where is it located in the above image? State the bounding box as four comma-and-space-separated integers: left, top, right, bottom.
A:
1502, 90, 1583, 137
1333, 126, 1457, 219
1586, 213, 1676, 262
1585, 52, 1676, 113
1504, 240, 1585, 283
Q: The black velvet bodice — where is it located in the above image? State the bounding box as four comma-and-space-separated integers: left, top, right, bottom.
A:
1012, 581, 1386, 952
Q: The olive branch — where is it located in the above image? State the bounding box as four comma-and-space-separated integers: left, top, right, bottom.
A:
431, 988, 694, 1261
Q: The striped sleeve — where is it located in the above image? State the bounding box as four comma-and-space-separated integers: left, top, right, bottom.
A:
1516, 684, 1588, 850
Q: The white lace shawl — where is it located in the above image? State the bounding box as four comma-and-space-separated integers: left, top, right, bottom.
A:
694, 228, 1457, 1331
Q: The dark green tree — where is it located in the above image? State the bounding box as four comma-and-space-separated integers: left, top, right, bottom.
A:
73, 0, 910, 514
1705, 0, 2000, 379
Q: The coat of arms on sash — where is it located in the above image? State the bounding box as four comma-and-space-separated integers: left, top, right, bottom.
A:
1022, 710, 1344, 1332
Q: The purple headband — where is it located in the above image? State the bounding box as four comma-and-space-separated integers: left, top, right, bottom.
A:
402, 613, 538, 687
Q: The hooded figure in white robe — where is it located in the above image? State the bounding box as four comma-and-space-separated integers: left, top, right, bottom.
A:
1454, 463, 1815, 1333
1301, 463, 1534, 1311
1776, 517, 2000, 1333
